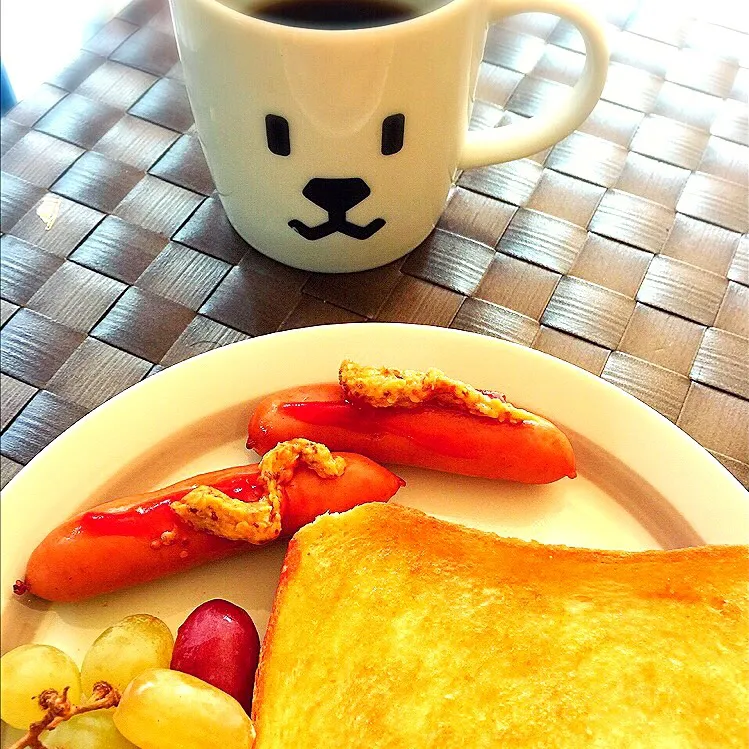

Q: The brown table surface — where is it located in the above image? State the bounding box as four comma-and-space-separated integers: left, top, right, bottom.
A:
1, 0, 747, 490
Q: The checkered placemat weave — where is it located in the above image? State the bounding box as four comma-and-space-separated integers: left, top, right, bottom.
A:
1, 0, 747, 488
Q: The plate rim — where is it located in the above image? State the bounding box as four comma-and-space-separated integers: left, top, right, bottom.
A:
3, 322, 745, 494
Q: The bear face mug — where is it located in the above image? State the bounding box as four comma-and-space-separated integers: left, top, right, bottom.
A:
170, 0, 609, 273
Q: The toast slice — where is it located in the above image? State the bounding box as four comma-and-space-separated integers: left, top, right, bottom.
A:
252, 503, 749, 748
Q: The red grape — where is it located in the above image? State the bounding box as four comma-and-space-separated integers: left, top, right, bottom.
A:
170, 599, 260, 713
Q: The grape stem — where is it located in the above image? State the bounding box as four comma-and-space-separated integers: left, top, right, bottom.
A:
9, 681, 120, 749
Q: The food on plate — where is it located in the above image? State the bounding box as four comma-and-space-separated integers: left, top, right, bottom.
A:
171, 600, 260, 714
247, 360, 576, 484
3, 616, 173, 748
113, 668, 255, 749
252, 503, 749, 748
3, 614, 259, 749
0, 645, 82, 730
41, 708, 136, 749
21, 439, 403, 602
4, 680, 119, 749
80, 615, 174, 696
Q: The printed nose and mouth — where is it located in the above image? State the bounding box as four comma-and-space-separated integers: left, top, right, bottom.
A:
289, 177, 386, 240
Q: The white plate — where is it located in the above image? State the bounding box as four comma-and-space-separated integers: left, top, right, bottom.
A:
1, 323, 747, 740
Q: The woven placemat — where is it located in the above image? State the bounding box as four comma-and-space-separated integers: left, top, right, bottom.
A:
1, 0, 747, 488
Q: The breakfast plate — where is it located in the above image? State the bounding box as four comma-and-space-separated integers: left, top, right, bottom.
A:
1, 323, 747, 743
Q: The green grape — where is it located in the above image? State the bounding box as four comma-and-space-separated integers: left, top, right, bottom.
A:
0, 644, 81, 730
41, 709, 137, 749
113, 668, 255, 749
81, 615, 173, 695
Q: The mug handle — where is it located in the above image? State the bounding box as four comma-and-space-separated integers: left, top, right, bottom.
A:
458, 0, 609, 170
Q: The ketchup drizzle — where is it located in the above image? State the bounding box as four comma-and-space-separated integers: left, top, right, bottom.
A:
279, 399, 520, 460
79, 470, 265, 539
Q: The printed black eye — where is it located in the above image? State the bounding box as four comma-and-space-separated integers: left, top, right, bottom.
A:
381, 113, 405, 155
266, 114, 291, 156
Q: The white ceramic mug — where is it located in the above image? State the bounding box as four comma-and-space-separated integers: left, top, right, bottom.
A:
170, 0, 609, 273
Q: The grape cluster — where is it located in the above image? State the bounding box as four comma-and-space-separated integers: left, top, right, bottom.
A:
1, 603, 258, 749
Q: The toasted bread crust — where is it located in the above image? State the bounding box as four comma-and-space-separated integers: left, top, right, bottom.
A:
252, 503, 749, 748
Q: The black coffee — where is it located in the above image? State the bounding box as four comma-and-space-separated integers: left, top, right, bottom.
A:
250, 0, 417, 29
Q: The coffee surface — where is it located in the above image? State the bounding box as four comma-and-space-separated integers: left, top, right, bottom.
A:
250, 0, 417, 29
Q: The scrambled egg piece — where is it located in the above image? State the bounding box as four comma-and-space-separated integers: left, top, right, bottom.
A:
339, 360, 536, 425
171, 439, 346, 543
259, 437, 346, 498
171, 485, 280, 543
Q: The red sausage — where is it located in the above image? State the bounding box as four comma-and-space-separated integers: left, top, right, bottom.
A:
248, 384, 575, 484
23, 454, 403, 602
